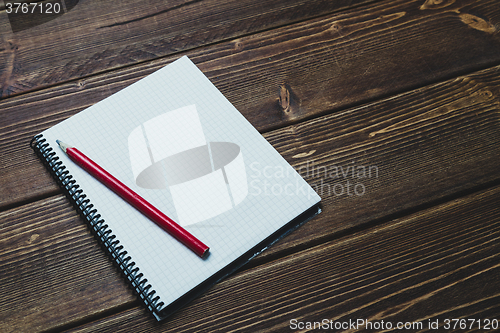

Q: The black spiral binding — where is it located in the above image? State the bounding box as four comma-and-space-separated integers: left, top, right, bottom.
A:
30, 134, 165, 318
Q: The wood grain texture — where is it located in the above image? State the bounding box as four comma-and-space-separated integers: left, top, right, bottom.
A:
0, 0, 375, 98
0, 196, 136, 333
2, 0, 500, 331
2, 62, 499, 245
1, 69, 499, 330
2, 0, 500, 208
199, 0, 500, 131
58, 186, 500, 331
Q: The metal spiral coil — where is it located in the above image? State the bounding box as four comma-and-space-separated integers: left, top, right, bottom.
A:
30, 134, 165, 314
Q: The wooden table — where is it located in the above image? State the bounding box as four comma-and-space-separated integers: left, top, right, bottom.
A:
1, 0, 500, 331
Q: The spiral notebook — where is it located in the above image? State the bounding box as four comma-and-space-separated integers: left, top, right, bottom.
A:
31, 56, 321, 321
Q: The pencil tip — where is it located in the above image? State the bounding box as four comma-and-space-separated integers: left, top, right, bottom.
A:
56, 140, 71, 153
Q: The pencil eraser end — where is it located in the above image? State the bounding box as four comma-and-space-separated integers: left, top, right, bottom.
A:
201, 247, 210, 259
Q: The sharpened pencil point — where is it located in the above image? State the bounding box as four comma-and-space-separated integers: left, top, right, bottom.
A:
56, 140, 71, 153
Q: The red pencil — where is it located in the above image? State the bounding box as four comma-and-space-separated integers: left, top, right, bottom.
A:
56, 140, 209, 258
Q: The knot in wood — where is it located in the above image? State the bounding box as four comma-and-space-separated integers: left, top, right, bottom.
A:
279, 84, 291, 113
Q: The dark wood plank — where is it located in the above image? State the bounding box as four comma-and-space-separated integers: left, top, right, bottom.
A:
263, 66, 500, 257
200, 0, 500, 131
2, 0, 500, 208
2, 1, 499, 333
1, 69, 499, 330
0, 196, 136, 333
0, 0, 375, 98
63, 185, 500, 332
